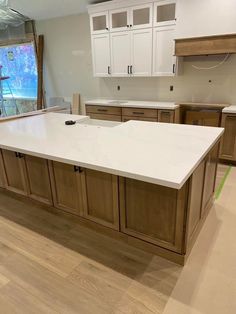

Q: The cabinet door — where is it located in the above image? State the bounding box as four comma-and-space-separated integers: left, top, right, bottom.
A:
91, 34, 111, 77
49, 161, 83, 216
120, 177, 187, 253
81, 169, 119, 230
109, 8, 130, 32
220, 114, 236, 161
202, 144, 219, 216
90, 11, 109, 34
131, 3, 153, 30
131, 29, 152, 77
158, 110, 174, 123
1, 150, 28, 195
110, 31, 131, 77
0, 150, 6, 188
24, 155, 52, 205
154, 0, 177, 27
153, 26, 176, 76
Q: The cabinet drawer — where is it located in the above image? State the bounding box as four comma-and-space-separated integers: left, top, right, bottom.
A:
86, 105, 121, 116
158, 110, 175, 123
122, 116, 157, 122
122, 107, 158, 118
88, 113, 122, 122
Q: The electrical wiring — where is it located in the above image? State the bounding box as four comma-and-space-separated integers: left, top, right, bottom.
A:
191, 53, 230, 70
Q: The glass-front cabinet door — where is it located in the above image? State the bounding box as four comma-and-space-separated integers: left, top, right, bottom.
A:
109, 8, 130, 32
131, 3, 153, 29
90, 11, 109, 34
154, 0, 177, 27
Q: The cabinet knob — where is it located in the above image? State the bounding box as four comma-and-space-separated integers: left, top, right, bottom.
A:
106, 27, 109, 30
127, 25, 130, 28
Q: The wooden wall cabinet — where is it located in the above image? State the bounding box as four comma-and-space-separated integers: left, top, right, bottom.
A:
1, 150, 28, 196
80, 169, 120, 230
49, 161, 84, 216
220, 113, 236, 161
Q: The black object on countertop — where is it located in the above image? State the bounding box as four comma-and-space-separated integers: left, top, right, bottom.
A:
65, 120, 76, 125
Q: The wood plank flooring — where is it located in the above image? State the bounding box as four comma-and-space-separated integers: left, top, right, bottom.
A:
0, 165, 230, 313
0, 189, 181, 314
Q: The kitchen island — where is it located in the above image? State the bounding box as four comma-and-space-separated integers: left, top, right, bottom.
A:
0, 113, 224, 264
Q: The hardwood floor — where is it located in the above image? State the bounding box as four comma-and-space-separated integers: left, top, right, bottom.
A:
0, 165, 231, 314
0, 189, 181, 314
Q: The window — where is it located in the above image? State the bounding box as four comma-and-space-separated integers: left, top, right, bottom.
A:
0, 42, 38, 116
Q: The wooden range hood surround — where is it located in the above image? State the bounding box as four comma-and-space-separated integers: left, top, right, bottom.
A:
175, 33, 236, 57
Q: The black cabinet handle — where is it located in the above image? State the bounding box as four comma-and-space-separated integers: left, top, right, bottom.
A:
130, 25, 132, 27
127, 25, 130, 28
128, 65, 130, 74
18, 153, 24, 159
130, 65, 133, 74
74, 166, 83, 173
106, 27, 109, 30
132, 112, 144, 115
108, 66, 111, 75
15, 152, 19, 158
173, 64, 176, 74
97, 109, 108, 112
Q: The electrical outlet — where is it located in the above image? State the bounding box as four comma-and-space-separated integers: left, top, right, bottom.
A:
170, 85, 174, 91
117, 85, 120, 91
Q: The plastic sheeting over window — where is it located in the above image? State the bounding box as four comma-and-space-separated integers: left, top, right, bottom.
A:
0, 0, 29, 40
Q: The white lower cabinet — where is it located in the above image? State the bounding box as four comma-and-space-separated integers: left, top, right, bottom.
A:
91, 34, 111, 77
153, 26, 176, 76
131, 28, 152, 76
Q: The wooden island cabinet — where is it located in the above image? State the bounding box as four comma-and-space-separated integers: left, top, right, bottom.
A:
220, 113, 236, 162
0, 141, 219, 265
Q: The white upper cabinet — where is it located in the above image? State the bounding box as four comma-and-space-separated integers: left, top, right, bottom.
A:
91, 34, 111, 77
154, 0, 176, 27
131, 29, 152, 76
130, 3, 153, 30
109, 8, 130, 32
153, 26, 176, 76
90, 11, 109, 34
110, 32, 131, 77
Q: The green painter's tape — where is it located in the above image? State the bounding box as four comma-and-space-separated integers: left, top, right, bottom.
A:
215, 166, 232, 199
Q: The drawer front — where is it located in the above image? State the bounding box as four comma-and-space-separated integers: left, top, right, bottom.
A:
86, 105, 121, 116
122, 116, 157, 122
89, 113, 122, 122
158, 110, 175, 123
122, 107, 158, 118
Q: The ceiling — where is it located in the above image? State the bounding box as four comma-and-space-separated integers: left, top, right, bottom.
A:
8, 0, 93, 20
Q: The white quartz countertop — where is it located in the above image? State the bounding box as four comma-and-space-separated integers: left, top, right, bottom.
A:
222, 106, 236, 114
85, 99, 179, 110
0, 113, 224, 189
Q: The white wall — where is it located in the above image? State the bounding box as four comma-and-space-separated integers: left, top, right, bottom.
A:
176, 0, 236, 39
36, 12, 236, 113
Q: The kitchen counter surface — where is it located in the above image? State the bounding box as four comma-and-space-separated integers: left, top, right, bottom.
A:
222, 105, 236, 114
85, 99, 179, 110
0, 113, 224, 189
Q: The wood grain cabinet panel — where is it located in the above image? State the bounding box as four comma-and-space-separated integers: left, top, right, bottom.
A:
202, 144, 219, 216
185, 110, 220, 127
119, 178, 187, 253
81, 169, 119, 230
158, 110, 175, 123
0, 150, 6, 188
86, 105, 121, 116
122, 116, 157, 122
24, 155, 52, 205
1, 149, 28, 195
122, 108, 158, 119
220, 114, 236, 161
88, 113, 122, 122
49, 161, 83, 216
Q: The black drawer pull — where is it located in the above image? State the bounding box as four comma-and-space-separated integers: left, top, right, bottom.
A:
132, 112, 144, 115
74, 166, 83, 173
97, 109, 108, 112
